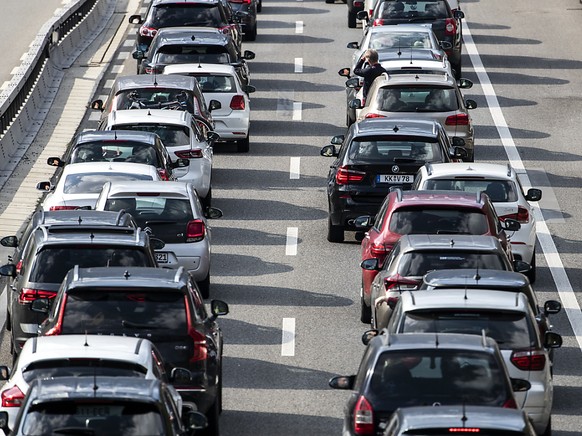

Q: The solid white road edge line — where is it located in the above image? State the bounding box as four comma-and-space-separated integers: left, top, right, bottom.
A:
294, 57, 303, 73
463, 21, 582, 351
286, 227, 298, 256
295, 21, 303, 34
281, 318, 296, 356
290, 157, 300, 179
292, 102, 302, 121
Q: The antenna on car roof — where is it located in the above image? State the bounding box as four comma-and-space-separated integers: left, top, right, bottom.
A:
114, 129, 118, 140
77, 216, 83, 225
473, 267, 481, 283
435, 332, 439, 348
93, 366, 99, 397
409, 46, 413, 65
84, 331, 89, 347
449, 239, 454, 247
90, 233, 95, 243
481, 329, 487, 347
124, 270, 131, 280
397, 37, 402, 57
461, 402, 467, 427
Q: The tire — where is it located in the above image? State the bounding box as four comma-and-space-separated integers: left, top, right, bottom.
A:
526, 249, 536, 284
360, 293, 371, 324
327, 216, 344, 243
348, 10, 357, 28
198, 273, 210, 299
541, 416, 551, 436
201, 187, 212, 210
257, 0, 262, 12
237, 137, 250, 153
203, 398, 220, 436
244, 23, 257, 41
5, 307, 10, 331
452, 62, 462, 80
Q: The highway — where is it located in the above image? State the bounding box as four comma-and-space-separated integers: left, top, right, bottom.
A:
0, 0, 581, 434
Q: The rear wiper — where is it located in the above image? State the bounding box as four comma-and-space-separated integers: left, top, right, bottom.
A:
122, 320, 158, 329
53, 428, 95, 435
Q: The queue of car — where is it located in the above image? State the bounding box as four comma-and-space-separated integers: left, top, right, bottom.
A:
323, 1, 561, 435
0, 0, 262, 434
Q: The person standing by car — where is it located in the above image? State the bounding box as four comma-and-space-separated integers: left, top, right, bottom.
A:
354, 49, 387, 101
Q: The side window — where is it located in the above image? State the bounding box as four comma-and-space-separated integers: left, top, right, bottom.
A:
354, 345, 375, 390
383, 243, 400, 269
19, 239, 37, 276
373, 196, 391, 230
386, 302, 402, 333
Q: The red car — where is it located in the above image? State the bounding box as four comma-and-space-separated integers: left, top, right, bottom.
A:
355, 189, 521, 323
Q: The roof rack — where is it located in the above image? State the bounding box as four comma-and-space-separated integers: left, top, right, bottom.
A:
134, 338, 144, 355
73, 264, 80, 282
46, 226, 136, 235
481, 329, 487, 348
115, 210, 129, 226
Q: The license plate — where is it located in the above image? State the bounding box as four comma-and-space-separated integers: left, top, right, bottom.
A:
156, 252, 168, 263
376, 174, 413, 184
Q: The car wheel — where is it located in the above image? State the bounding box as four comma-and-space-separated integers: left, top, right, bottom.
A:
203, 398, 220, 436
237, 137, 250, 153
198, 273, 210, 299
6, 307, 10, 331
244, 23, 257, 41
541, 416, 551, 436
452, 62, 462, 80
360, 293, 371, 324
201, 187, 212, 210
327, 216, 344, 243
526, 249, 536, 284
257, 0, 262, 12
348, 10, 357, 28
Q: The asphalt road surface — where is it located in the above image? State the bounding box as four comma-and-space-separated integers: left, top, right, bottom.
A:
1, 0, 582, 434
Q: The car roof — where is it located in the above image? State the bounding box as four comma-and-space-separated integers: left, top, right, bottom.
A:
108, 109, 191, 126
154, 26, 230, 46
164, 62, 238, 76
399, 234, 503, 251
31, 225, 148, 247
353, 118, 440, 136
422, 162, 516, 180
379, 72, 457, 86
393, 405, 530, 432
74, 130, 159, 145
373, 332, 498, 352
60, 162, 159, 176
18, 335, 153, 369
103, 180, 192, 197
113, 74, 198, 93
423, 269, 531, 289
392, 190, 486, 209
399, 289, 530, 313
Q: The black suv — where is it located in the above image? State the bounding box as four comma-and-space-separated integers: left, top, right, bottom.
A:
133, 27, 255, 86
129, 0, 243, 52
0, 377, 206, 436
36, 266, 229, 433
320, 118, 466, 242
362, 0, 464, 77
0, 221, 158, 356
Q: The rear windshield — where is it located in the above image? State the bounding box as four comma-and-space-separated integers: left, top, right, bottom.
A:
104, 198, 194, 244
401, 311, 535, 349
113, 124, 190, 147
424, 179, 519, 202
376, 86, 458, 112
63, 173, 153, 194
151, 3, 224, 27
114, 88, 194, 112
71, 142, 161, 167
349, 137, 444, 163
22, 360, 147, 384
398, 252, 507, 276
29, 247, 151, 283
61, 290, 187, 335
156, 45, 231, 65
194, 74, 237, 92
389, 208, 489, 235
21, 400, 164, 435
369, 31, 433, 50
378, 1, 450, 20
369, 349, 507, 406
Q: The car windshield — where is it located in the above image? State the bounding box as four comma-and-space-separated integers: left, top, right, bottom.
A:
61, 290, 187, 335
398, 252, 507, 276
389, 208, 489, 235
378, 0, 449, 20
151, 4, 224, 27
71, 142, 161, 167
22, 360, 147, 384
194, 74, 236, 92
349, 136, 444, 163
376, 86, 458, 112
424, 179, 519, 202
29, 247, 150, 283
114, 88, 194, 112
21, 400, 165, 436
401, 311, 535, 349
369, 31, 433, 50
156, 45, 231, 65
369, 349, 507, 407
113, 124, 190, 147
63, 173, 153, 195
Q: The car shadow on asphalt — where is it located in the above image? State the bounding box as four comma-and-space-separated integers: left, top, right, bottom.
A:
220, 410, 343, 435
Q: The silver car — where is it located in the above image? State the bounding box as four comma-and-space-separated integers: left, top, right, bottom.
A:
94, 180, 223, 297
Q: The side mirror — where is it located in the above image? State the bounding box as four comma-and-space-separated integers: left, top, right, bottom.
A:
457, 78, 474, 89
36, 181, 53, 191
543, 299, 562, 315
210, 300, 229, 317
244, 85, 256, 94
356, 10, 368, 21
320, 145, 338, 157
510, 378, 531, 392
543, 331, 563, 349
361, 329, 379, 345
170, 367, 193, 383
329, 375, 355, 390
0, 365, 10, 381
439, 40, 453, 50
207, 131, 220, 143
0, 264, 16, 278
204, 207, 223, 219
132, 50, 145, 60
465, 99, 478, 110
184, 411, 208, 431
503, 218, 521, 232
0, 411, 9, 436
525, 188, 542, 202
451, 146, 468, 159
173, 158, 190, 168
453, 10, 465, 19
513, 260, 531, 274
352, 215, 373, 230
150, 238, 166, 250
346, 41, 360, 49
331, 135, 344, 145
348, 99, 362, 109
338, 68, 351, 78
360, 258, 379, 271
31, 298, 50, 314
345, 77, 360, 89
128, 14, 143, 24
91, 99, 104, 111
243, 50, 255, 60
47, 157, 64, 167
0, 236, 18, 248
451, 137, 465, 148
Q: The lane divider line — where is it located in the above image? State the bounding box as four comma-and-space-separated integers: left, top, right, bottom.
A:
463, 20, 582, 351
281, 318, 296, 356
294, 57, 303, 73
286, 227, 298, 255
292, 102, 302, 121
290, 157, 300, 180
295, 21, 303, 34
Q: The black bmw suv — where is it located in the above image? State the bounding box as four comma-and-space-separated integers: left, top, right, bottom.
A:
320, 118, 466, 242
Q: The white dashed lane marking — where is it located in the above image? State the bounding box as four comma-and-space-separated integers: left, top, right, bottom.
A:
281, 318, 296, 356
285, 227, 298, 255
294, 57, 303, 73
295, 21, 303, 34
292, 102, 302, 121
289, 157, 300, 180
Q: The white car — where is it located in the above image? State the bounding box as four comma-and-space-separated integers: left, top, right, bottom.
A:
164, 63, 255, 153
37, 162, 161, 211
101, 109, 215, 206
94, 180, 223, 297
387, 289, 561, 436
412, 162, 542, 282
0, 335, 186, 432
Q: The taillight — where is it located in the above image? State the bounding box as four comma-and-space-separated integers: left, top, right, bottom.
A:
448, 428, 482, 433
353, 395, 374, 435
158, 169, 169, 181
336, 166, 366, 185
511, 349, 546, 371
217, 26, 230, 35
145, 65, 164, 75
370, 243, 392, 257
193, 98, 201, 116
368, 9, 373, 16
185, 295, 208, 363
502, 398, 518, 409
364, 113, 386, 119
353, 1, 363, 6
44, 295, 66, 336
384, 275, 420, 291
18, 289, 57, 305
15, 260, 22, 275
1, 386, 25, 407
445, 114, 469, 126
139, 26, 157, 37
49, 206, 79, 211
186, 220, 205, 243
230, 95, 246, 110
175, 150, 203, 159
372, 18, 384, 26
445, 18, 456, 35
500, 206, 529, 224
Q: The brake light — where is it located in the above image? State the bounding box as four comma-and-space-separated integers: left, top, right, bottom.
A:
184, 295, 208, 363
336, 166, 366, 185
145, 65, 165, 75
372, 18, 384, 26
500, 206, 529, 224
158, 169, 169, 181
368, 9, 374, 16
139, 26, 157, 37
353, 395, 374, 435
193, 98, 201, 116
229, 0, 251, 3
353, 1, 363, 6
448, 429, 480, 433
217, 26, 230, 35
175, 150, 203, 159
370, 243, 392, 257
44, 295, 66, 337
18, 289, 57, 305
230, 95, 246, 110
502, 398, 518, 409
445, 114, 469, 126
384, 275, 420, 291
1, 386, 25, 407
511, 349, 546, 371
187, 220, 205, 243
364, 113, 386, 119
49, 206, 79, 211
445, 18, 456, 35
